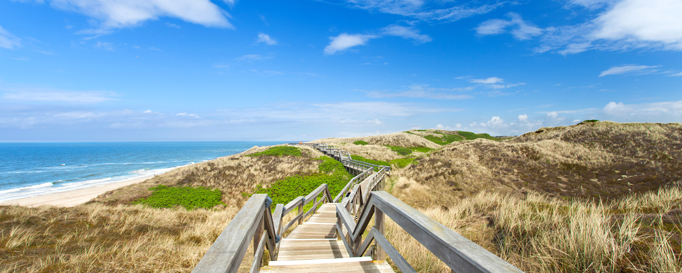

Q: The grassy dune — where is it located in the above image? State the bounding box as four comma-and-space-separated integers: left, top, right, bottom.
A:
2, 122, 681, 272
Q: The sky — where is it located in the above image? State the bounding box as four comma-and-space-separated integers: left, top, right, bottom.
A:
0, 0, 681, 142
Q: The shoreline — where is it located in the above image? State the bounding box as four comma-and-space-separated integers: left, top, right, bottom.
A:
0, 174, 156, 207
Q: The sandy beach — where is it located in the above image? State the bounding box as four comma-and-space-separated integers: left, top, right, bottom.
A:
0, 176, 152, 207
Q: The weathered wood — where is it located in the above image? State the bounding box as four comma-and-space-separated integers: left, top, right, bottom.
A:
250, 233, 268, 273
263, 208, 277, 261
335, 203, 356, 232
370, 228, 415, 273
253, 215, 264, 261
370, 191, 523, 273
303, 184, 327, 206
335, 223, 354, 257
273, 204, 284, 235
374, 208, 386, 261
283, 197, 303, 215
193, 194, 267, 273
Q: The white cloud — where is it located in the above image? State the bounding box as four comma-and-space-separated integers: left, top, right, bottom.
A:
540, 0, 682, 54
382, 25, 432, 43
672, 72, 682, 77
94, 41, 113, 50
0, 26, 21, 49
518, 114, 528, 122
602, 101, 682, 118
470, 77, 504, 84
31, 0, 232, 31
176, 112, 200, 118
256, 33, 277, 45
324, 33, 377, 55
547, 111, 559, 118
592, 0, 682, 50
599, 65, 659, 77
143, 110, 152, 113
476, 13, 543, 40
1, 89, 116, 104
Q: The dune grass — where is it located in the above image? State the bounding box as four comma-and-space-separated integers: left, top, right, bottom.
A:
353, 140, 369, 145
384, 185, 682, 272
456, 131, 500, 141
424, 133, 463, 145
132, 185, 225, 210
247, 146, 301, 157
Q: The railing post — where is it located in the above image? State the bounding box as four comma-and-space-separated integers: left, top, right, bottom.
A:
374, 207, 386, 261
253, 212, 264, 267
297, 202, 304, 225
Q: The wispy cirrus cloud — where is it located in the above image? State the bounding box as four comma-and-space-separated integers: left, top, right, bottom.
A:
599, 65, 659, 77
324, 33, 377, 55
476, 13, 544, 40
469, 77, 525, 89
1, 87, 117, 104
16, 0, 232, 36
340, 0, 504, 22
324, 25, 431, 54
0, 26, 21, 49
236, 54, 272, 61
359, 84, 473, 100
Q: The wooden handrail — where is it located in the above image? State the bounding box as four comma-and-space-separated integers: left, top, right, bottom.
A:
335, 191, 524, 273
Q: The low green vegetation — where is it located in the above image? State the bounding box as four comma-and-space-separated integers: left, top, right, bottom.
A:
387, 145, 412, 156
247, 146, 301, 157
390, 158, 415, 168
456, 131, 499, 141
133, 185, 225, 210
424, 134, 463, 145
352, 155, 416, 169
409, 146, 433, 153
351, 155, 389, 166
353, 140, 369, 145
253, 156, 350, 207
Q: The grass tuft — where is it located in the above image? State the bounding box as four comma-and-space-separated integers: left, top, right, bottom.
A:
353, 140, 369, 145
387, 145, 412, 156
424, 134, 463, 145
247, 146, 301, 157
456, 131, 499, 141
133, 185, 225, 210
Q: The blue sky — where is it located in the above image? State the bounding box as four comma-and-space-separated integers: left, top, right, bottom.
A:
0, 0, 681, 141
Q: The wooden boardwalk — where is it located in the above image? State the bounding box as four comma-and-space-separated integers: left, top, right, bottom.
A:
193, 143, 524, 273
261, 203, 393, 272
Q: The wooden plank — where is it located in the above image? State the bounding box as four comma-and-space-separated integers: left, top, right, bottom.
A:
260, 260, 394, 273
370, 191, 524, 273
283, 197, 303, 215
336, 223, 354, 257
273, 204, 284, 235
335, 204, 356, 232
303, 184, 327, 206
193, 194, 267, 273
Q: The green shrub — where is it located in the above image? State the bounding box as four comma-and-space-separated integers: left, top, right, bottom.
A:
353, 140, 369, 145
133, 185, 225, 210
387, 145, 412, 156
247, 146, 301, 157
390, 158, 415, 168
318, 156, 346, 174
457, 131, 499, 141
351, 155, 389, 166
254, 157, 351, 207
409, 146, 433, 153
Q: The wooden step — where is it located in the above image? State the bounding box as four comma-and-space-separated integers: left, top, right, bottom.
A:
261, 258, 394, 273
277, 239, 349, 261
285, 223, 336, 239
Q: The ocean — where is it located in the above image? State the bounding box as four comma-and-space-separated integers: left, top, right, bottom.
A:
0, 141, 283, 202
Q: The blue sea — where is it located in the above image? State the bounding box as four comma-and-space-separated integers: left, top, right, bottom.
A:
0, 142, 283, 202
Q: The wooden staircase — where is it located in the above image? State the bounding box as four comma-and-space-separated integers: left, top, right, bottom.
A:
261, 203, 393, 272
193, 143, 524, 273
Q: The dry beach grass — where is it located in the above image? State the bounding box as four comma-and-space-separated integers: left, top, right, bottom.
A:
1, 122, 681, 272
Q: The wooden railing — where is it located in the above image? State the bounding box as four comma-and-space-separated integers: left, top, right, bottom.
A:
193, 142, 524, 273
